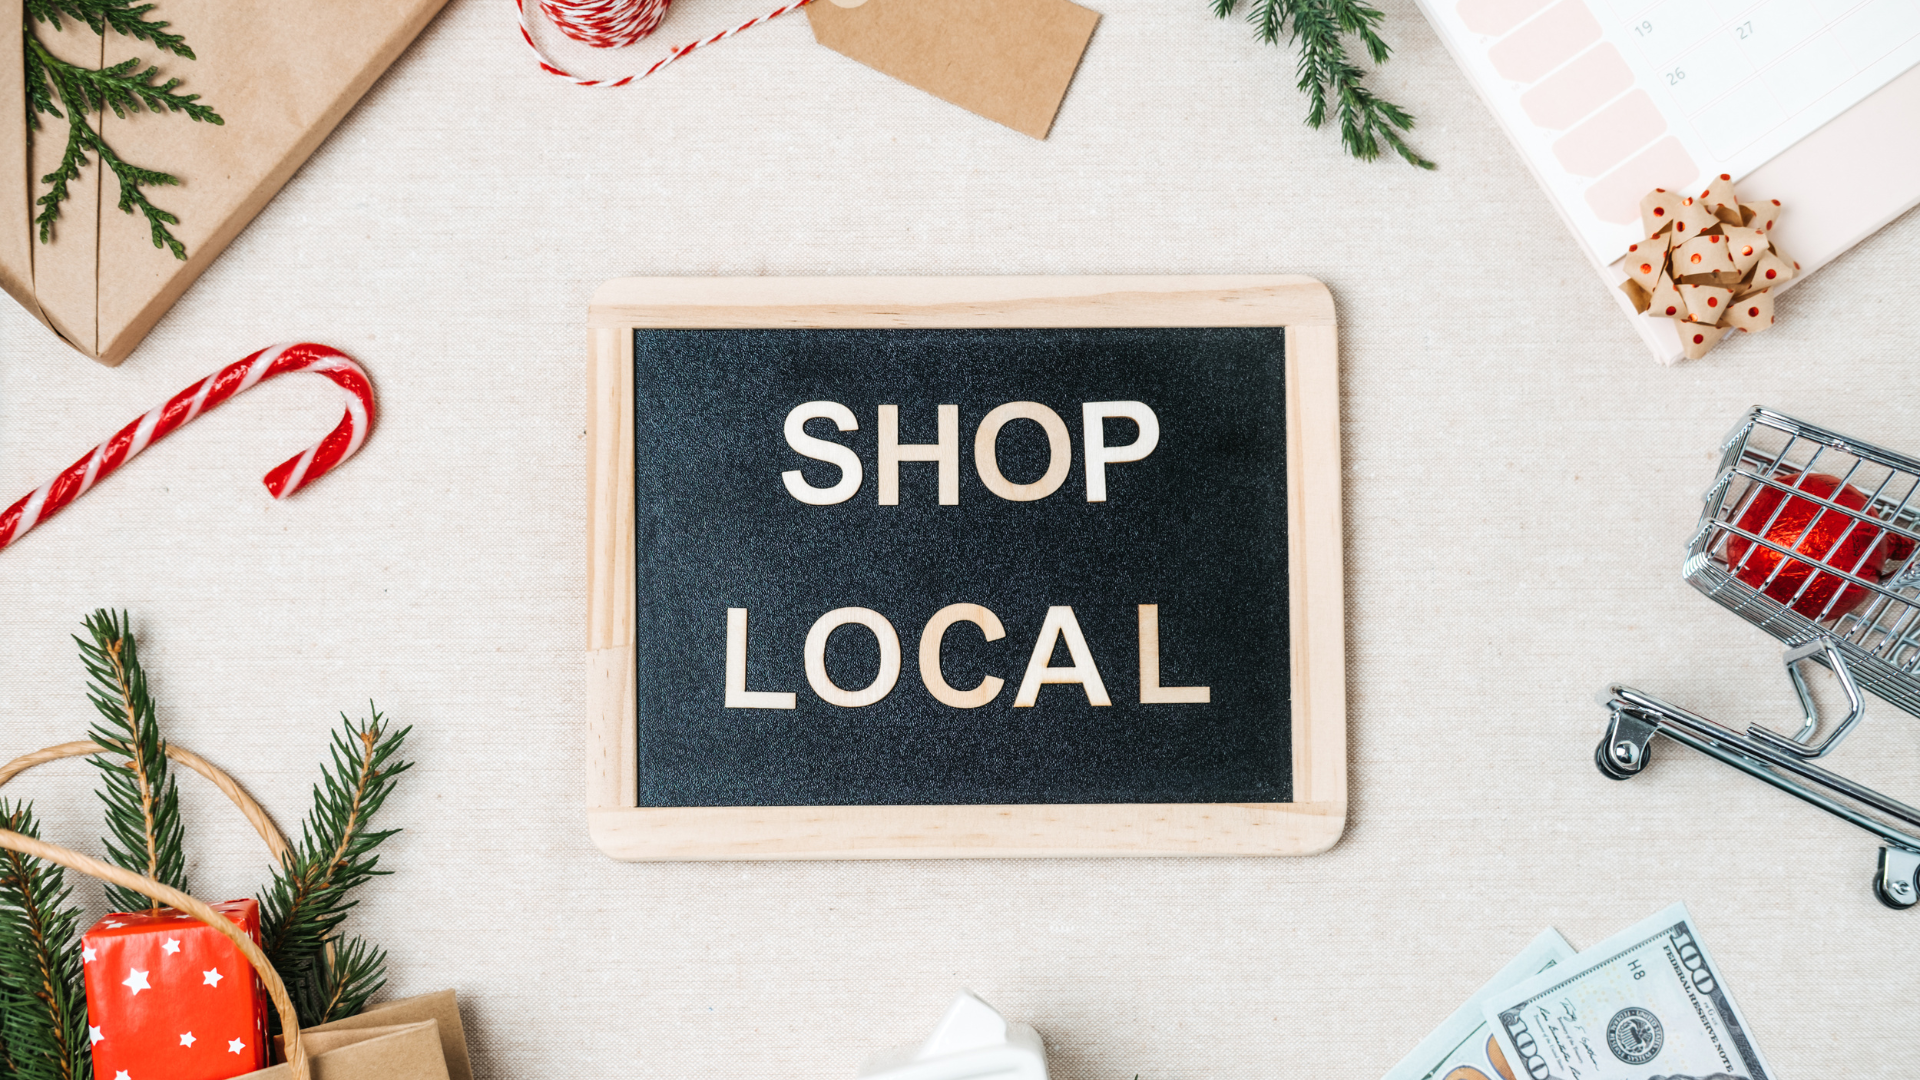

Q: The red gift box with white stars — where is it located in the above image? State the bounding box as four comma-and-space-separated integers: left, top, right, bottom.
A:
82, 898, 270, 1080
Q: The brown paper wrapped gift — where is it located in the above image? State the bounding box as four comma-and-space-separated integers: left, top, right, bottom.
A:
252, 990, 475, 1080
0, 0, 448, 365
280, 990, 476, 1080
0, 740, 472, 1080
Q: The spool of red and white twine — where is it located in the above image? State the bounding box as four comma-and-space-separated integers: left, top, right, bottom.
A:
0, 343, 375, 553
517, 0, 812, 86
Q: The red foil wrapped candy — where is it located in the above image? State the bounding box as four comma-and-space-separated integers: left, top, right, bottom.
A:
1725, 472, 1916, 618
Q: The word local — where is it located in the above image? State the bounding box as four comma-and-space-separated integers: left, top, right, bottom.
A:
782, 400, 1159, 504
726, 604, 1210, 709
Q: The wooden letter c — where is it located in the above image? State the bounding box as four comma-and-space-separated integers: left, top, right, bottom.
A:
918, 603, 1006, 709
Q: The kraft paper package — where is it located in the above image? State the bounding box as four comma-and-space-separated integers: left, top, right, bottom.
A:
255, 990, 474, 1080
0, 0, 448, 366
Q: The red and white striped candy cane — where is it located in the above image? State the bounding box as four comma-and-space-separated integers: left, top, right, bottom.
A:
0, 342, 375, 553
515, 0, 813, 87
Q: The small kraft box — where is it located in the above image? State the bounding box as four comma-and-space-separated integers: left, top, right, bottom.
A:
82, 898, 269, 1080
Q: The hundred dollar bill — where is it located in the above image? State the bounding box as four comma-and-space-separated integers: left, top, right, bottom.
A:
1382, 928, 1576, 1080
1482, 903, 1773, 1080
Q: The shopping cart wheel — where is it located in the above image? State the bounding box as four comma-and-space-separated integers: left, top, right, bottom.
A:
1595, 708, 1654, 781
1595, 741, 1637, 780
1874, 847, 1920, 910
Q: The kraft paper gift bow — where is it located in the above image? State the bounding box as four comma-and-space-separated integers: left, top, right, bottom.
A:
0, 740, 473, 1080
1617, 174, 1798, 361
0, 0, 450, 366
518, 0, 1100, 140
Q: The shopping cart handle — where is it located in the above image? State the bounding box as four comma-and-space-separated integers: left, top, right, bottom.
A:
1749, 639, 1865, 759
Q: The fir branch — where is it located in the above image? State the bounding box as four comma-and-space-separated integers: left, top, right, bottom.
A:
78, 609, 189, 912
261, 710, 411, 1029
293, 936, 390, 1027
1213, 0, 1434, 169
0, 802, 90, 1080
26, 0, 194, 57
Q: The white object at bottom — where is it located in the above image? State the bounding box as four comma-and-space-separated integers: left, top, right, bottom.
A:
857, 991, 1047, 1080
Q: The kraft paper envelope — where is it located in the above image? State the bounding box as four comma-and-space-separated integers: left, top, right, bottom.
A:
251, 1020, 449, 1080
308, 989, 474, 1080
0, 0, 450, 366
807, 0, 1099, 139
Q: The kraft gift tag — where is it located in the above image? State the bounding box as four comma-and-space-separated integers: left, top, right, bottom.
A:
806, 0, 1099, 139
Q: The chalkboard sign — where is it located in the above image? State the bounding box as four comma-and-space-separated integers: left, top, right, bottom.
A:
587, 278, 1345, 859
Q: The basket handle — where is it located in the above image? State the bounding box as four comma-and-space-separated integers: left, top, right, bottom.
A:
0, 742, 293, 866
0, 827, 309, 1080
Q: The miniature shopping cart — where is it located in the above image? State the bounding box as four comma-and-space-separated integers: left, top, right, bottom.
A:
1597, 407, 1920, 909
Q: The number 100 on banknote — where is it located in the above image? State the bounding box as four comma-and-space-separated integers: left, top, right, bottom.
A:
1483, 903, 1773, 1080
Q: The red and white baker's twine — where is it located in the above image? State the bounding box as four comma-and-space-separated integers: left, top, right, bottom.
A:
0, 343, 375, 553
516, 0, 812, 86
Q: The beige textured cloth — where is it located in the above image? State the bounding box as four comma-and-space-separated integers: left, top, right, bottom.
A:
3, 0, 1918, 1076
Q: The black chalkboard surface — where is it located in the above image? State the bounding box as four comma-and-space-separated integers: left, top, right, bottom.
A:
587, 277, 1344, 859
633, 327, 1289, 806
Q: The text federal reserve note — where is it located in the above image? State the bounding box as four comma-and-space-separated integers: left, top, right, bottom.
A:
1482, 903, 1772, 1080
1382, 928, 1575, 1080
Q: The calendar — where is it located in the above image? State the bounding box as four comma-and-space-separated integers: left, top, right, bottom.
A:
1416, 0, 1920, 264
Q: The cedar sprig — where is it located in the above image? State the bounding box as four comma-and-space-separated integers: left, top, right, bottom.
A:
0, 802, 90, 1080
260, 710, 411, 1029
1212, 0, 1433, 169
22, 0, 222, 259
25, 0, 193, 58
78, 609, 190, 913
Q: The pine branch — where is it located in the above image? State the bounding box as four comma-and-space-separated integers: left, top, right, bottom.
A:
23, 7, 221, 259
1214, 0, 1434, 169
260, 710, 411, 1029
26, 0, 194, 57
293, 936, 389, 1027
0, 803, 90, 1080
78, 610, 189, 913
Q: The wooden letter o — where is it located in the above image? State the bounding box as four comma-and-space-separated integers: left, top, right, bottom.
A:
918, 603, 1006, 709
804, 607, 901, 707
973, 402, 1071, 501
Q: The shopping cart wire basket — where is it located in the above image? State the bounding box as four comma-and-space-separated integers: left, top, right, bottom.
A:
1597, 407, 1920, 909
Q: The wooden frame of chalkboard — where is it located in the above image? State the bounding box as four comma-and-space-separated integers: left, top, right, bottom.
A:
587, 277, 1344, 859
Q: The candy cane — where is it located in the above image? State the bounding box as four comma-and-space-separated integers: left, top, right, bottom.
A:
515, 0, 813, 87
0, 342, 375, 553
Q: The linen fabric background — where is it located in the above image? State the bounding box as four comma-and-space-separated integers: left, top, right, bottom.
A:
2, 0, 1917, 1076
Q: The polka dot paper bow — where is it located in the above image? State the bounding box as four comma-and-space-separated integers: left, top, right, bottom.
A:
1619, 174, 1798, 360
